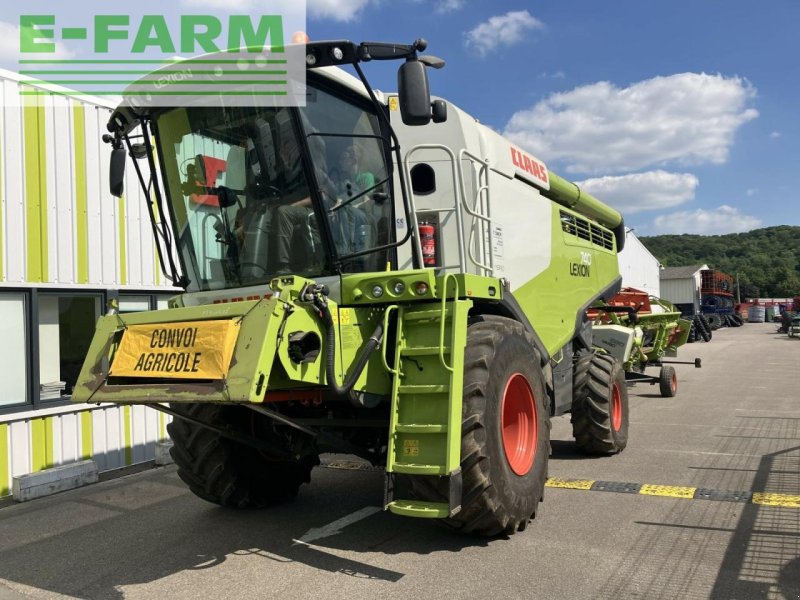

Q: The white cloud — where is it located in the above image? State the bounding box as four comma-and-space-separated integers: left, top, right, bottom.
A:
577, 171, 699, 215
465, 10, 544, 57
307, 0, 374, 22
651, 205, 761, 235
746, 188, 758, 197
770, 131, 781, 139
504, 73, 758, 175
0, 20, 74, 61
436, 0, 465, 13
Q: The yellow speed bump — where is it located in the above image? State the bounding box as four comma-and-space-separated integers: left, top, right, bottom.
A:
752, 493, 800, 508
545, 478, 595, 490
639, 484, 697, 499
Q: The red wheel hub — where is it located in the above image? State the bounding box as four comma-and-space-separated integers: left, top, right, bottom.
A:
501, 373, 537, 476
671, 373, 678, 393
611, 383, 623, 432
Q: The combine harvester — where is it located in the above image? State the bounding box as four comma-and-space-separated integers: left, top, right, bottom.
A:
75, 38, 637, 536
590, 288, 696, 397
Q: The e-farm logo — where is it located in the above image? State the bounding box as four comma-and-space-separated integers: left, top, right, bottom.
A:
16, 13, 306, 106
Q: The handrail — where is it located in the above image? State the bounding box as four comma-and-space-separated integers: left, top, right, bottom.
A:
457, 149, 494, 275
381, 305, 399, 374
438, 273, 458, 372
403, 144, 467, 272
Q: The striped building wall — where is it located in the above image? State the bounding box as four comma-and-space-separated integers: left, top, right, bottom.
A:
0, 70, 179, 498
0, 405, 171, 497
0, 71, 172, 289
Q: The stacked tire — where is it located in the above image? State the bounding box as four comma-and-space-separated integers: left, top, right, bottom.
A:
724, 314, 744, 327
688, 314, 711, 343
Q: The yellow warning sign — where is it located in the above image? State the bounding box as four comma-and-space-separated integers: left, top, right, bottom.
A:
110, 320, 240, 379
403, 439, 419, 457
389, 96, 399, 111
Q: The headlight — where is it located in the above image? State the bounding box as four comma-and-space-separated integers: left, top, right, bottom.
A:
371, 285, 384, 298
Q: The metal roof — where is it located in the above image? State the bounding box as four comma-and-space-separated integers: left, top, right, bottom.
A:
659, 264, 708, 280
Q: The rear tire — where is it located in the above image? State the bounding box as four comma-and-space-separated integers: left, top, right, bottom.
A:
659, 365, 677, 397
410, 316, 549, 537
571, 353, 629, 454
168, 403, 317, 508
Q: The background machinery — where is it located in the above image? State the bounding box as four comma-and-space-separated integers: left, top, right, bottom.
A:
589, 288, 695, 398
74, 39, 633, 536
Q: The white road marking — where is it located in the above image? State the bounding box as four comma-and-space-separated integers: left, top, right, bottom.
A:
293, 506, 382, 546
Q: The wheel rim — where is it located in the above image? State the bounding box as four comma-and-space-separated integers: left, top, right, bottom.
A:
501, 373, 537, 476
611, 383, 623, 432
671, 372, 677, 393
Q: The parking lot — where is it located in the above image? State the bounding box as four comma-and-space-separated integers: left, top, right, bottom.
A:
1, 322, 798, 600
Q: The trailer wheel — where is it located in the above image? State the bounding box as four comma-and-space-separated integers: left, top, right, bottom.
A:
659, 365, 677, 397
571, 352, 629, 454
167, 403, 317, 508
410, 316, 549, 536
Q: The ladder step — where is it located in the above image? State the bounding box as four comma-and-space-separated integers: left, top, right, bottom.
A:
395, 423, 447, 433
392, 463, 448, 475
398, 384, 449, 395
387, 500, 450, 519
401, 346, 451, 357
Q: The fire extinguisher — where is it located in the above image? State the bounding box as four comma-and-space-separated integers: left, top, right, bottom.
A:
419, 221, 437, 267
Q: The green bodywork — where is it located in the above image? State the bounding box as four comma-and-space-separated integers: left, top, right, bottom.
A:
512, 204, 622, 356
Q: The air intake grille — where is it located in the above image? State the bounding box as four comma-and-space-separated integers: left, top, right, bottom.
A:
560, 211, 614, 250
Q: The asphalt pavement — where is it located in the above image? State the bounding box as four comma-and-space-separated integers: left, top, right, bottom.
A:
1, 322, 798, 599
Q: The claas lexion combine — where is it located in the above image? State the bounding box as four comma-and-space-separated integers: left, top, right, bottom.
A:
75, 38, 638, 536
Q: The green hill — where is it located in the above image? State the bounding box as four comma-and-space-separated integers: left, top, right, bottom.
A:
639, 226, 800, 299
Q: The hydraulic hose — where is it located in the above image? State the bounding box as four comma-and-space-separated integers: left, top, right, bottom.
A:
313, 293, 384, 397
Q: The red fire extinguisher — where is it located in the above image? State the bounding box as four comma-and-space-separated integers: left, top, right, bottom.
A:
419, 222, 437, 267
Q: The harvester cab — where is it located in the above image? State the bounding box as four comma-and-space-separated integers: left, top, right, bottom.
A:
75, 38, 634, 537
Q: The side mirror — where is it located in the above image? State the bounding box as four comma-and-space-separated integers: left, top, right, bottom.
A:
110, 147, 126, 197
397, 60, 431, 126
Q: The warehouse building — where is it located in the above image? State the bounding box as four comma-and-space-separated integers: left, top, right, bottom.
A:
0, 70, 179, 500
659, 264, 709, 315
617, 230, 662, 297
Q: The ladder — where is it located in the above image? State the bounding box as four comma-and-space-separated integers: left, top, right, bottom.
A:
384, 275, 470, 518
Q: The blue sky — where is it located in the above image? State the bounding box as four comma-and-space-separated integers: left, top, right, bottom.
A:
2, 1, 798, 235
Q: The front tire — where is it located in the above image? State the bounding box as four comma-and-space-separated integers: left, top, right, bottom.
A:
168, 403, 317, 508
411, 316, 550, 536
571, 352, 629, 454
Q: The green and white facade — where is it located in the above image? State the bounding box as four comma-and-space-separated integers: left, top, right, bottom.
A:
0, 70, 179, 499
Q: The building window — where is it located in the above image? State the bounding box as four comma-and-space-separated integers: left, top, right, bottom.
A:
38, 295, 101, 398
0, 293, 29, 407
119, 295, 152, 314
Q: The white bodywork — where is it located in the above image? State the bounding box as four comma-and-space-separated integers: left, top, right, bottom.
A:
592, 324, 635, 364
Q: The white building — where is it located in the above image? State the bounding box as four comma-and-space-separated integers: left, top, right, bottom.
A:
617, 230, 662, 297
0, 70, 180, 500
659, 264, 709, 314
